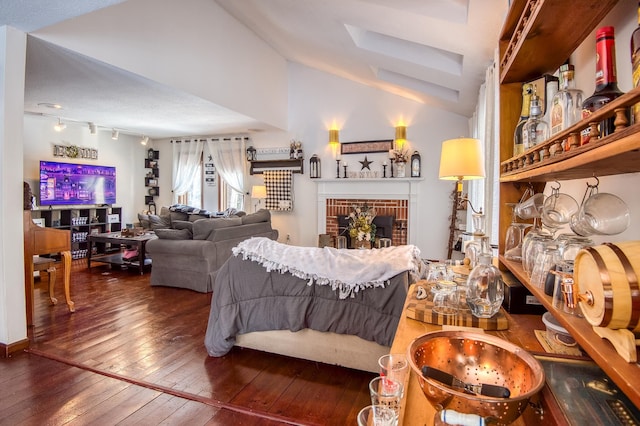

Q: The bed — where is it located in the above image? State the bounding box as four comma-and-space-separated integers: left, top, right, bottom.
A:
204, 238, 420, 372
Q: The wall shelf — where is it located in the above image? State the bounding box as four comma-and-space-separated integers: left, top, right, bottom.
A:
249, 158, 303, 175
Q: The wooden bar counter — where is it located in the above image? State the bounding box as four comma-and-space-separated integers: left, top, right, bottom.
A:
391, 283, 548, 425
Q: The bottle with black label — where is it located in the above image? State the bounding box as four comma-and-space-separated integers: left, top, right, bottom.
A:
581, 26, 624, 145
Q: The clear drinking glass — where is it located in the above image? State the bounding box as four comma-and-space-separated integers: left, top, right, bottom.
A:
504, 203, 532, 261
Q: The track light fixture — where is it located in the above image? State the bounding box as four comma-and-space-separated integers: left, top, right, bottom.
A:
141, 136, 149, 146
54, 118, 66, 132
111, 129, 119, 140
88, 122, 97, 135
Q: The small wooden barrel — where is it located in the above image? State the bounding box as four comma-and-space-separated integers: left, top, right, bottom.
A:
574, 241, 640, 332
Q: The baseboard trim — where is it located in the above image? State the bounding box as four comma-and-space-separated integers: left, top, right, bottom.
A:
1, 338, 29, 358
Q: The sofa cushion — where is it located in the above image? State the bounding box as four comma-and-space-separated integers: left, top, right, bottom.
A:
149, 214, 172, 230
154, 228, 192, 240
241, 209, 270, 224
138, 213, 151, 229
193, 217, 243, 240
172, 220, 193, 233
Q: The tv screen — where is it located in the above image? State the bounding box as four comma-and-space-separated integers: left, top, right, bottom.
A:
39, 160, 116, 206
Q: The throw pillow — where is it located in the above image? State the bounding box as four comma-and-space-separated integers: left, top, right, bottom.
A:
149, 214, 171, 230
171, 220, 193, 233
138, 213, 151, 229
154, 228, 192, 240
192, 217, 242, 240
241, 209, 270, 224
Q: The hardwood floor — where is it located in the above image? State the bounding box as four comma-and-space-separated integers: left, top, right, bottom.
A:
1, 260, 375, 425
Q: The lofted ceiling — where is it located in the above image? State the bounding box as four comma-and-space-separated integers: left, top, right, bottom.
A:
1, 0, 508, 139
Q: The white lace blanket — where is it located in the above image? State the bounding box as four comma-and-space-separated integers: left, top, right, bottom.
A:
232, 237, 421, 299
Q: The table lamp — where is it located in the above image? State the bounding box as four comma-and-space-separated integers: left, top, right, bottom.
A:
438, 137, 485, 214
251, 185, 267, 212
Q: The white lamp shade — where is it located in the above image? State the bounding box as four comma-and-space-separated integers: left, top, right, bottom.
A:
438, 137, 485, 181
251, 185, 267, 199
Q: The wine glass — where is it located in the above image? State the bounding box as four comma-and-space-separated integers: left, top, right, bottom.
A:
504, 203, 532, 262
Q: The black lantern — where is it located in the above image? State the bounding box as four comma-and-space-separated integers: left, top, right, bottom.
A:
246, 146, 257, 161
410, 151, 421, 177
309, 154, 321, 178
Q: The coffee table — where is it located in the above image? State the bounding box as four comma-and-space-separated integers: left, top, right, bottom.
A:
87, 231, 157, 274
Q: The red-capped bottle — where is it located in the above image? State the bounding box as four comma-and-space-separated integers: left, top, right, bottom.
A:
581, 26, 624, 145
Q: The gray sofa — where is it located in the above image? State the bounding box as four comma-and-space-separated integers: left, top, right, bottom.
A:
145, 209, 278, 293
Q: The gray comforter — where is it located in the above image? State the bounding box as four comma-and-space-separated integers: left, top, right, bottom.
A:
204, 255, 409, 357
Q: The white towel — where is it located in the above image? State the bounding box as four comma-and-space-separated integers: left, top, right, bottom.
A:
232, 237, 421, 299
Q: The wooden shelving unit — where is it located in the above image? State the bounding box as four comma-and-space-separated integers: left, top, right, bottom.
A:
497, 0, 640, 411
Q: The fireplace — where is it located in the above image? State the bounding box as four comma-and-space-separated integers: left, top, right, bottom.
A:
337, 215, 395, 247
315, 178, 420, 246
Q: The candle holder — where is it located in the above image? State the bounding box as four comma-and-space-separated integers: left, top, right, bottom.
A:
382, 164, 387, 178
390, 159, 395, 178
343, 164, 348, 178
336, 159, 341, 178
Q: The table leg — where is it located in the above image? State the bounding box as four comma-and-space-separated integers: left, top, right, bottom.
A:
87, 239, 93, 269
138, 241, 145, 275
60, 250, 75, 312
47, 266, 58, 305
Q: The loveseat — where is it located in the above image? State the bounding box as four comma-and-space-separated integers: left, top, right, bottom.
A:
145, 208, 278, 292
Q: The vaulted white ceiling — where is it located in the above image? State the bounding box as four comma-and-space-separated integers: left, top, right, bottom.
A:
1, 0, 508, 138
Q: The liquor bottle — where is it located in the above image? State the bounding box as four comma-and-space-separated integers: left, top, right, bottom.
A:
513, 83, 533, 157
542, 77, 559, 129
550, 64, 584, 144
581, 26, 624, 145
522, 88, 549, 151
466, 236, 504, 319
632, 2, 640, 124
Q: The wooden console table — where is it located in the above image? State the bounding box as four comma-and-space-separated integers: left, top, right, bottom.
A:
391, 283, 547, 425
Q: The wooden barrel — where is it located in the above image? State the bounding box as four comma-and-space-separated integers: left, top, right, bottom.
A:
574, 242, 640, 332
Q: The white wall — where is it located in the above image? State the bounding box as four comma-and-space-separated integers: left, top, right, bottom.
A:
23, 115, 149, 225
0, 26, 28, 348
247, 63, 470, 258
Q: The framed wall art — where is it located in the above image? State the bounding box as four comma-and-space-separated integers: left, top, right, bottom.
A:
340, 139, 393, 155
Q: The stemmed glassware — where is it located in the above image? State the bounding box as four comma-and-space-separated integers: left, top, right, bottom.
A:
504, 203, 532, 261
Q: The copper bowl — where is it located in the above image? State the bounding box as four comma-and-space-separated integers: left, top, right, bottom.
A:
407, 331, 545, 424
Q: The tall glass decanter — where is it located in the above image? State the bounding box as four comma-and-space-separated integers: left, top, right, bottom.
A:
466, 237, 504, 319
550, 64, 584, 142
522, 88, 549, 151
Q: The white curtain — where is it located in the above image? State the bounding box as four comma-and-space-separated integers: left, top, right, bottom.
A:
172, 139, 204, 204
206, 136, 247, 197
469, 49, 499, 248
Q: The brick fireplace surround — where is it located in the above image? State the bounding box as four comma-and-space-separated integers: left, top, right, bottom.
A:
326, 199, 408, 246
315, 179, 421, 247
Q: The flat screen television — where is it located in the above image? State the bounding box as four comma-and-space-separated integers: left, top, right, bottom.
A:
39, 160, 116, 206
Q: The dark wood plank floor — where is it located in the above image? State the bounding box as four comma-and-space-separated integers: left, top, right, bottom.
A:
1, 260, 375, 425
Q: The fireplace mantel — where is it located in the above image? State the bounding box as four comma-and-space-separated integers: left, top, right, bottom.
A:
315, 178, 422, 245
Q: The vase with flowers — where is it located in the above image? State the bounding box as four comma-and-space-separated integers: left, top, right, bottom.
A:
346, 204, 377, 249
392, 149, 409, 177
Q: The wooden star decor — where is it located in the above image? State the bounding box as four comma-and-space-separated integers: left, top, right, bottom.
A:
359, 156, 373, 170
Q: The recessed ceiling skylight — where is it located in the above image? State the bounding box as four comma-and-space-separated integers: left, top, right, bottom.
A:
345, 25, 463, 76
375, 68, 459, 103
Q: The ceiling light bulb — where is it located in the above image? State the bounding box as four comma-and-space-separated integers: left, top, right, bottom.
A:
54, 118, 66, 132
111, 129, 119, 140
141, 136, 149, 146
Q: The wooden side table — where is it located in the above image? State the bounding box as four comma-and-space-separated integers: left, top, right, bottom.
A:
391, 283, 545, 425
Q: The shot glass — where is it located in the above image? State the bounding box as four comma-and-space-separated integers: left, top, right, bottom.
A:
357, 404, 397, 426
378, 354, 409, 390
369, 376, 403, 418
